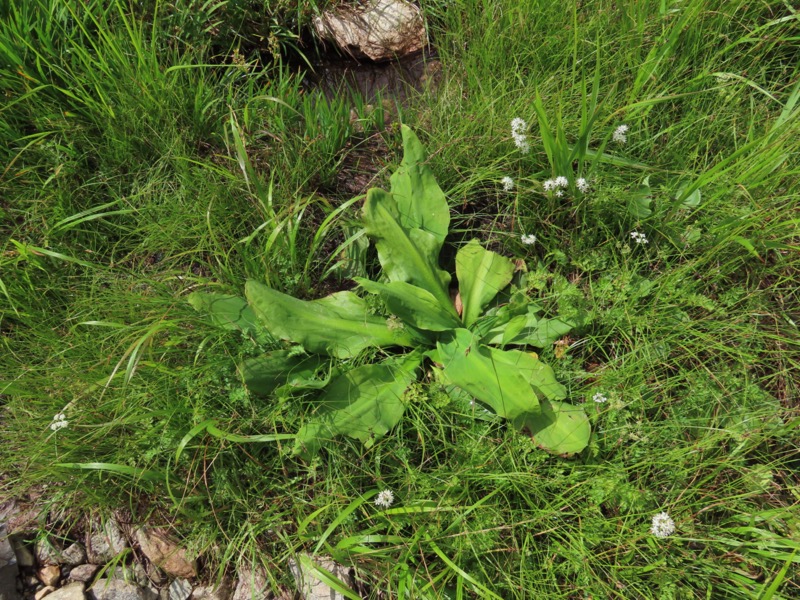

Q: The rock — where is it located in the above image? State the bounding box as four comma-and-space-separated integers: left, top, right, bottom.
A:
108, 564, 149, 587
0, 525, 15, 567
144, 564, 167, 586
67, 565, 98, 584
35, 541, 60, 567
190, 577, 233, 600
288, 555, 352, 600
9, 537, 34, 568
59, 545, 86, 568
168, 579, 191, 600
86, 520, 127, 565
37, 566, 60, 587
312, 0, 426, 62
1, 501, 40, 535
231, 567, 271, 600
134, 530, 196, 580
34, 586, 55, 600
89, 579, 157, 600
43, 583, 85, 600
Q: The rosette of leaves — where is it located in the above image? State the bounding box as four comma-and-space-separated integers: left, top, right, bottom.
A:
189, 126, 590, 458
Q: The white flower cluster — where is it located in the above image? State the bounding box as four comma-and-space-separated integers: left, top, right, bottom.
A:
576, 177, 590, 193
50, 413, 68, 431
520, 234, 537, 245
650, 512, 676, 538
630, 231, 649, 244
374, 489, 395, 509
501, 176, 514, 191
543, 176, 569, 197
613, 124, 629, 144
592, 392, 608, 403
511, 118, 530, 154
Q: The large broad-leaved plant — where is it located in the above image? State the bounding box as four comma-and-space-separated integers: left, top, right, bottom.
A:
190, 126, 590, 458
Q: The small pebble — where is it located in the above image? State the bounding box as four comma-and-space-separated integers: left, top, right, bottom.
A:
39, 565, 61, 587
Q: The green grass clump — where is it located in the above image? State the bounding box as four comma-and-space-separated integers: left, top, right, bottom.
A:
2, 0, 799, 598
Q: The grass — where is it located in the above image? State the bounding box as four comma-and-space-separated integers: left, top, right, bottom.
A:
1, 0, 799, 597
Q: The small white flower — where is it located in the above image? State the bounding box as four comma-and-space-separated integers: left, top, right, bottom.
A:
554, 176, 569, 188
510, 118, 528, 135
375, 489, 395, 509
630, 231, 649, 244
511, 119, 530, 154
650, 512, 676, 538
501, 176, 514, 191
50, 413, 68, 431
543, 179, 557, 192
592, 392, 608, 403
514, 137, 530, 154
576, 178, 590, 193
521, 234, 537, 245
613, 124, 629, 144
555, 189, 564, 198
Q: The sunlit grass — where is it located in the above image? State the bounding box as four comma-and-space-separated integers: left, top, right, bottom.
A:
1, 0, 798, 598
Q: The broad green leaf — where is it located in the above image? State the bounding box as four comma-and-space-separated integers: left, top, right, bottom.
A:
362, 187, 454, 313
187, 292, 268, 343
514, 400, 590, 456
245, 281, 413, 358
239, 350, 328, 396
675, 182, 702, 209
490, 347, 567, 401
627, 178, 653, 218
389, 125, 450, 246
472, 289, 540, 338
481, 305, 574, 348
437, 329, 542, 421
517, 317, 574, 347
355, 278, 460, 332
456, 240, 515, 327
294, 354, 422, 459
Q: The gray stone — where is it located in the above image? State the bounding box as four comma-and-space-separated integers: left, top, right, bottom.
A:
312, 0, 426, 62
86, 520, 127, 565
144, 564, 166, 586
0, 525, 15, 567
288, 555, 352, 600
42, 583, 85, 600
59, 545, 86, 568
67, 566, 98, 584
134, 530, 196, 580
231, 567, 271, 600
190, 577, 233, 600
168, 579, 191, 600
107, 564, 148, 587
9, 538, 33, 568
89, 579, 156, 600
1, 502, 40, 536
36, 541, 85, 569
37, 566, 60, 588
34, 586, 55, 600
35, 541, 59, 567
